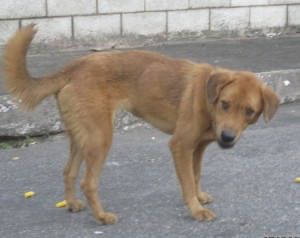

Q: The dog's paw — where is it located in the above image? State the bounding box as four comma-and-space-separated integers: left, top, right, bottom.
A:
198, 192, 214, 204
96, 212, 118, 225
192, 208, 216, 222
67, 199, 85, 212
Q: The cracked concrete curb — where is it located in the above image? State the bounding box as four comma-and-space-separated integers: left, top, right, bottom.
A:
0, 96, 63, 137
0, 69, 299, 137
0, 96, 144, 137
258, 69, 300, 103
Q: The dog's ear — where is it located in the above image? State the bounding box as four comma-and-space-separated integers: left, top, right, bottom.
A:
261, 85, 280, 123
207, 72, 234, 103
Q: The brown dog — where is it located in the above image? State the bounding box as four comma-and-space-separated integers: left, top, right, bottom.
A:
4, 25, 279, 224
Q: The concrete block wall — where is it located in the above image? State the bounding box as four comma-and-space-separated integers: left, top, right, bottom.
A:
0, 0, 300, 48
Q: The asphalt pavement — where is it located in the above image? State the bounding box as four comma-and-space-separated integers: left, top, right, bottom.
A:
0, 102, 300, 238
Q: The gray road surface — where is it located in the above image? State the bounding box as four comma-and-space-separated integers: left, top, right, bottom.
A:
0, 102, 300, 238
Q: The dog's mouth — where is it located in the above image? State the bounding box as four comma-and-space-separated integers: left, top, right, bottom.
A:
216, 129, 238, 149
217, 140, 235, 149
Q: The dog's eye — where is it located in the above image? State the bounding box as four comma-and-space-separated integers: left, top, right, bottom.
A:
245, 107, 254, 117
221, 100, 230, 111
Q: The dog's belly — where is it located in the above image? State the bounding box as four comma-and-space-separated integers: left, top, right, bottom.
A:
119, 100, 176, 134
140, 115, 175, 134
128, 109, 176, 134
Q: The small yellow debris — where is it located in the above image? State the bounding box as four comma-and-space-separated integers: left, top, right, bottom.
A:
295, 177, 300, 183
12, 157, 20, 160
24, 191, 35, 198
55, 200, 67, 208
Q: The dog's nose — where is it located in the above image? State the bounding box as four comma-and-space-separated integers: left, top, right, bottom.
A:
221, 130, 235, 143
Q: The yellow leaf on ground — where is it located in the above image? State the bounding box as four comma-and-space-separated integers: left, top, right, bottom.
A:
55, 200, 67, 208
24, 191, 35, 198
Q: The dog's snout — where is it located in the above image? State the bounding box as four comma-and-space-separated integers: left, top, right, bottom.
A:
221, 130, 235, 143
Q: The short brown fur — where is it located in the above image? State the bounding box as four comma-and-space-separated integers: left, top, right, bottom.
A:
4, 25, 280, 224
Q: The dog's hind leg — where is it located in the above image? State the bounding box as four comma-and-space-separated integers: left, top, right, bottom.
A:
57, 85, 85, 212
63, 136, 84, 212
79, 113, 117, 225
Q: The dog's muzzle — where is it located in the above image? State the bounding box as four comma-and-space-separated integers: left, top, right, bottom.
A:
218, 130, 236, 149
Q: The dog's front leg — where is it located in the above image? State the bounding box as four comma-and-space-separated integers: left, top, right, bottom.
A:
193, 143, 214, 205
169, 138, 216, 221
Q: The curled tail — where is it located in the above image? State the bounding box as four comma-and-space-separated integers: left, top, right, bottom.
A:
4, 24, 68, 110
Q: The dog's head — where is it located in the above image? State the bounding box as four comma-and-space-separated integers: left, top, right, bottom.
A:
207, 70, 279, 149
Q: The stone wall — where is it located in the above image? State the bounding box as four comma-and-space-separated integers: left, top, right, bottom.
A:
0, 0, 300, 48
